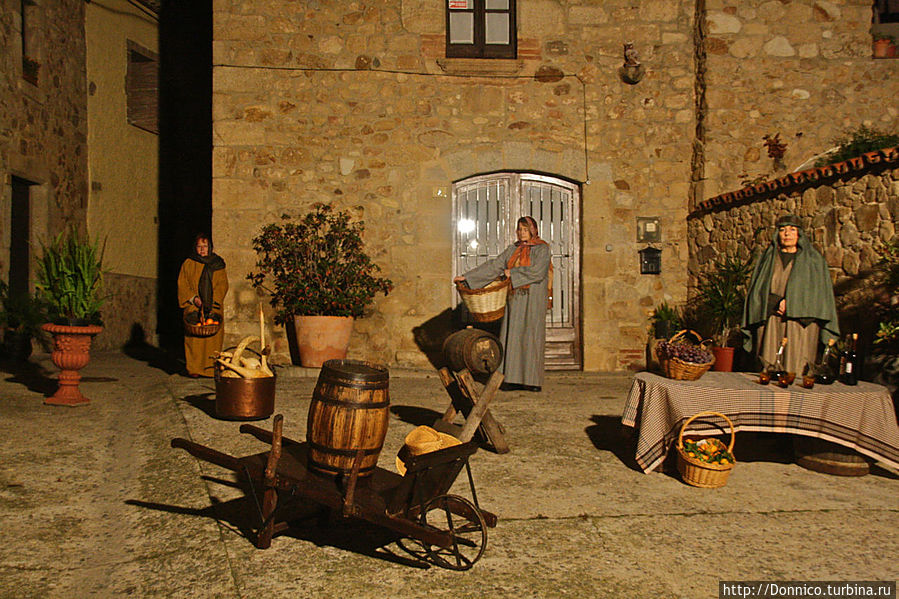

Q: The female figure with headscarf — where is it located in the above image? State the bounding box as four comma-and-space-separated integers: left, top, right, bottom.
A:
742, 214, 839, 375
454, 216, 551, 391
178, 233, 228, 377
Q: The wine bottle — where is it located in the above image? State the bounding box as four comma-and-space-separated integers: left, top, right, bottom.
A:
841, 333, 859, 386
815, 338, 837, 385
772, 337, 788, 381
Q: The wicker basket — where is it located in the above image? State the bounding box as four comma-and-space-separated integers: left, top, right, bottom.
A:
676, 411, 736, 488
656, 329, 714, 381
184, 312, 222, 338
456, 278, 511, 322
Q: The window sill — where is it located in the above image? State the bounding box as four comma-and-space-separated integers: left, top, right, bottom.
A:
436, 58, 523, 76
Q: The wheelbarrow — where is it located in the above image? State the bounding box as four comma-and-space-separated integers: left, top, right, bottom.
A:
171, 414, 497, 570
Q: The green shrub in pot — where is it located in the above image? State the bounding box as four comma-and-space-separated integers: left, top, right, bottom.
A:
35, 230, 106, 326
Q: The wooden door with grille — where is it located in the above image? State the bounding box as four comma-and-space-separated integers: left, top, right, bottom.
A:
453, 173, 581, 370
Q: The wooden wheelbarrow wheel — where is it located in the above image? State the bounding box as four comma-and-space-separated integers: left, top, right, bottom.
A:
419, 494, 488, 570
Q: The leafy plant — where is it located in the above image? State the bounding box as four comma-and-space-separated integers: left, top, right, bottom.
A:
694, 253, 753, 347
649, 301, 682, 339
874, 237, 899, 349
35, 229, 106, 325
248, 204, 393, 323
0, 280, 47, 337
814, 125, 899, 167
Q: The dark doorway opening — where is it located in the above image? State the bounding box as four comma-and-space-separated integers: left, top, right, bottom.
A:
157, 0, 213, 351
9, 176, 33, 299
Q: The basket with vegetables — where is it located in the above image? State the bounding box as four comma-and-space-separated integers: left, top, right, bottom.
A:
676, 411, 736, 488
655, 329, 714, 381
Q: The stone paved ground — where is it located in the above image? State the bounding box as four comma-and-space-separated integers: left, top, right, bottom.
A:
0, 351, 896, 598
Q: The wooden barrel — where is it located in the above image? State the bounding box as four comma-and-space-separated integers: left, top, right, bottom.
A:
307, 359, 390, 477
214, 372, 276, 420
442, 328, 503, 375
793, 436, 871, 476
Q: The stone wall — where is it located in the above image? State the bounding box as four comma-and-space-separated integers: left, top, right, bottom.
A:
212, 0, 899, 371
688, 148, 899, 279
0, 0, 89, 269
212, 0, 697, 371
699, 0, 899, 202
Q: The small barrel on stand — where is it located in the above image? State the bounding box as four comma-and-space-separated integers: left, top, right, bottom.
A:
442, 327, 503, 375
307, 359, 390, 478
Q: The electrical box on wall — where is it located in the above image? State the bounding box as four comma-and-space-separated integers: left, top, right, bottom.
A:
639, 246, 661, 275
636, 217, 661, 243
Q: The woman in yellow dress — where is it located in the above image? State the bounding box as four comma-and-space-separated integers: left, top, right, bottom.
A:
177, 234, 228, 377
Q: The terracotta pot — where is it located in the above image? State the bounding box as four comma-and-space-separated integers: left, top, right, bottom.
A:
873, 38, 893, 58
292, 315, 354, 367
711, 346, 735, 372
42, 323, 103, 406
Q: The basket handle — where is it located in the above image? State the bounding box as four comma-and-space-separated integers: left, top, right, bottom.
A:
677, 411, 735, 453
668, 329, 703, 344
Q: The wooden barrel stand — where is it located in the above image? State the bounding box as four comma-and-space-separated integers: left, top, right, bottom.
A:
793, 436, 872, 476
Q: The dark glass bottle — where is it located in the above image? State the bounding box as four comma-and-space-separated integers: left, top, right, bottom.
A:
772, 337, 788, 381
815, 338, 837, 385
841, 333, 859, 386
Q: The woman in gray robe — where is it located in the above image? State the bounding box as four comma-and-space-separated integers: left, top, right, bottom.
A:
742, 214, 839, 375
454, 216, 551, 391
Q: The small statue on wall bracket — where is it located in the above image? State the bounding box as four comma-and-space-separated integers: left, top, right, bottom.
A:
620, 41, 645, 84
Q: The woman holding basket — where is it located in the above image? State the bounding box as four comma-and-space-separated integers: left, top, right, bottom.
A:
454, 216, 551, 392
178, 233, 229, 377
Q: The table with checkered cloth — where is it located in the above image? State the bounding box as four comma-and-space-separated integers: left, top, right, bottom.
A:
621, 371, 899, 473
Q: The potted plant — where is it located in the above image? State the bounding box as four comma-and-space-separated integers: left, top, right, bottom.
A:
694, 253, 753, 372
0, 280, 47, 361
35, 229, 106, 406
647, 301, 683, 373
873, 34, 896, 59
248, 204, 393, 367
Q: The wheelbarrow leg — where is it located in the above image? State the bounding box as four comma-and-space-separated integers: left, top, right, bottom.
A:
256, 415, 283, 549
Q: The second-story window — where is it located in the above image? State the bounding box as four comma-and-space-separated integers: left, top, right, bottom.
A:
446, 0, 516, 59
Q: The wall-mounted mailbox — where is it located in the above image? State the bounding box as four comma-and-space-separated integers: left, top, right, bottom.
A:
639, 246, 661, 275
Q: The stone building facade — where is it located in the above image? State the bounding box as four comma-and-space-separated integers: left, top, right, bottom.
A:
212, 0, 898, 371
1, 0, 159, 351
1, 0, 88, 293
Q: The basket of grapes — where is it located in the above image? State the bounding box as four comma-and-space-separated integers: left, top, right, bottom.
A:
655, 329, 714, 381
676, 411, 736, 488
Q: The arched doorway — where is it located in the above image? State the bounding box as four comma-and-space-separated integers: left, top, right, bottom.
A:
452, 172, 581, 370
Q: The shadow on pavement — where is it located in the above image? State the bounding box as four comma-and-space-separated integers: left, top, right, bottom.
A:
123, 324, 184, 375
0, 357, 57, 396
127, 495, 431, 569
390, 405, 443, 427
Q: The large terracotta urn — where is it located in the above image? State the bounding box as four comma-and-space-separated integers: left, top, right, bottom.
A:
42, 323, 103, 406
292, 316, 354, 367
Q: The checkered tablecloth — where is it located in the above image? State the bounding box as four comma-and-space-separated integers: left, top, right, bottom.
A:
621, 371, 899, 473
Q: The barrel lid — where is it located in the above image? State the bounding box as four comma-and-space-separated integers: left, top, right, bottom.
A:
322, 359, 389, 383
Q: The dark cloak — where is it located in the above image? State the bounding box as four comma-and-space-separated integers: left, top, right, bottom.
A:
741, 223, 839, 351
188, 247, 226, 317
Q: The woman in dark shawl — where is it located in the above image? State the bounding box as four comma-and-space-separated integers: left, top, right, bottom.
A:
177, 233, 228, 377
742, 214, 839, 374
454, 216, 552, 392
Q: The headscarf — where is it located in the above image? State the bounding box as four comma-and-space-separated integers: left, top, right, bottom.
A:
741, 215, 839, 350
506, 216, 550, 291
189, 234, 226, 317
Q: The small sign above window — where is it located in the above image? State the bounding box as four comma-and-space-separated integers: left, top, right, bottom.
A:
449, 0, 470, 9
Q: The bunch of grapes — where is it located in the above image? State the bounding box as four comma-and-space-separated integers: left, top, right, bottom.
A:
657, 340, 712, 364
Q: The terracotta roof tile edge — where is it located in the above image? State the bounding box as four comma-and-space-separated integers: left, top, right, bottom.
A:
690, 146, 899, 218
